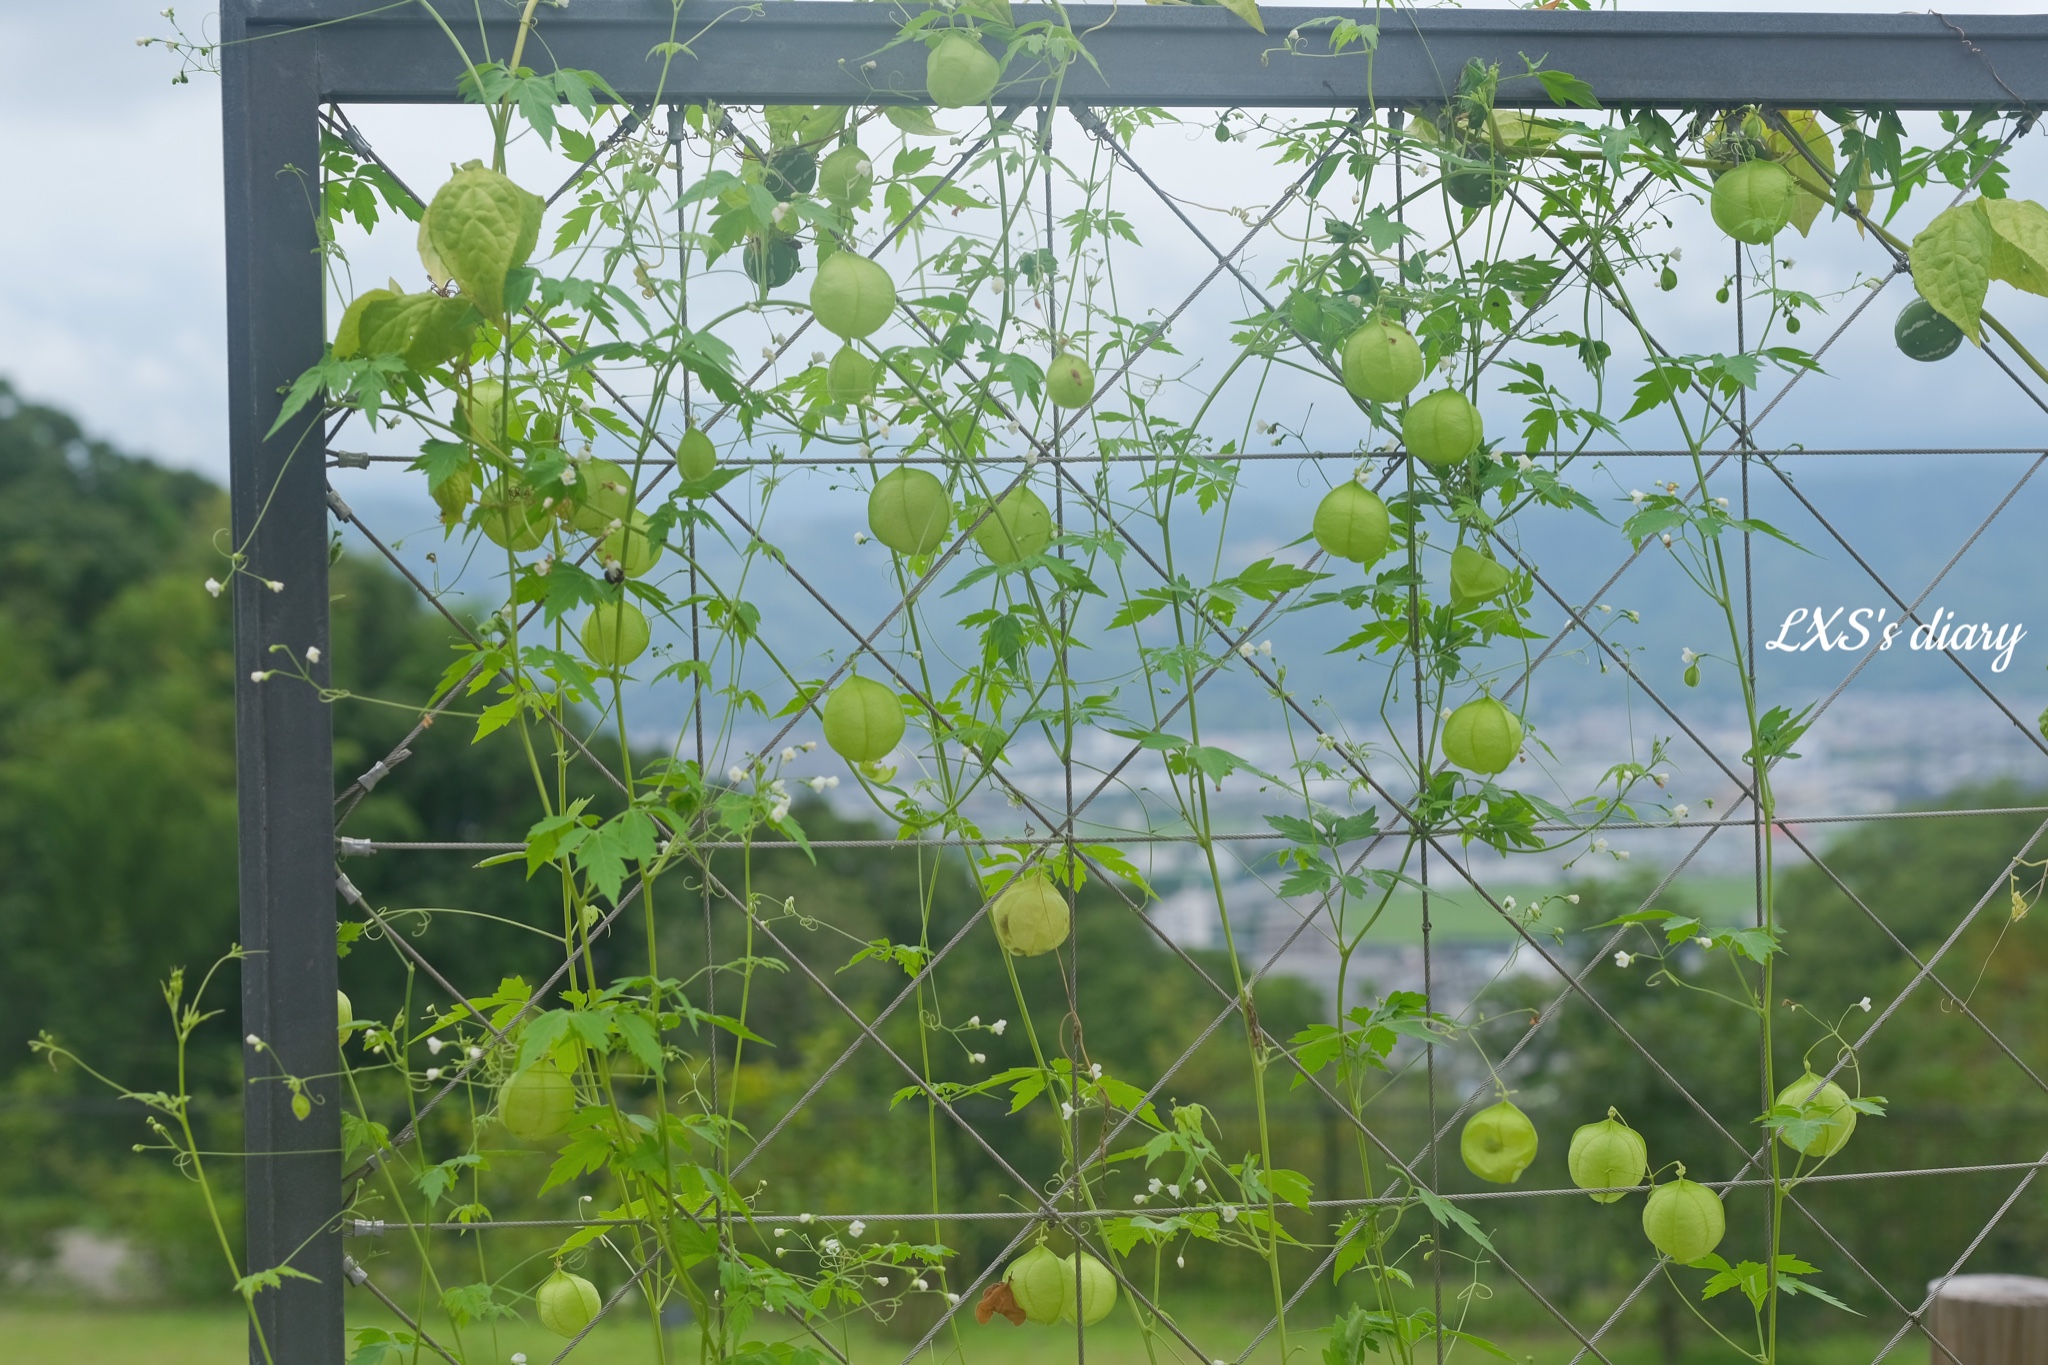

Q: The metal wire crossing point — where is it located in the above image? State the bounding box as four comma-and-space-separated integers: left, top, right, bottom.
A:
214, 3, 2048, 1363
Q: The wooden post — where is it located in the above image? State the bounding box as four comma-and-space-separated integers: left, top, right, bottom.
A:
1927, 1275, 2048, 1365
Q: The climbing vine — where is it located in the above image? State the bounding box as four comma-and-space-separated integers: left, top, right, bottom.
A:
77, 4, 2048, 1364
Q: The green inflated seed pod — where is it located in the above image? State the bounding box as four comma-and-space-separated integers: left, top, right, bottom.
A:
1058, 1252, 1118, 1326
676, 427, 717, 487
1005, 1245, 1064, 1325
536, 1269, 602, 1337
811, 250, 896, 340
1448, 545, 1512, 609
1402, 389, 1484, 467
1460, 1099, 1538, 1184
1568, 1109, 1649, 1203
927, 33, 999, 109
971, 486, 1053, 564
818, 145, 874, 204
500, 1059, 576, 1141
476, 479, 550, 551
1642, 1173, 1726, 1263
1774, 1072, 1858, 1157
1341, 317, 1425, 403
1047, 352, 1094, 410
1442, 697, 1523, 775
1711, 159, 1796, 245
868, 467, 953, 557
580, 601, 650, 669
826, 345, 878, 404
822, 676, 904, 763
601, 512, 662, 578
992, 874, 1069, 957
1312, 483, 1390, 565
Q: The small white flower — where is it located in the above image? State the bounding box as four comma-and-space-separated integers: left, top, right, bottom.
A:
1629, 489, 1646, 505
425, 1067, 441, 1081
945, 1292, 961, 1306
250, 671, 266, 683
856, 159, 873, 178
799, 1212, 814, 1223
1614, 951, 1635, 968
972, 1052, 986, 1064
782, 747, 797, 762
1194, 1178, 1207, 1193
848, 1219, 866, 1238
770, 802, 791, 822
1148, 1178, 1163, 1194
1221, 1206, 1239, 1223
873, 1275, 889, 1287
802, 741, 817, 752
1597, 603, 1612, 614
1615, 850, 1631, 861
512, 1355, 528, 1365
468, 1045, 483, 1060
1060, 1102, 1075, 1121
1237, 641, 1255, 659
775, 1246, 788, 1258
267, 580, 284, 593
1089, 1062, 1103, 1080
1673, 804, 1689, 820
824, 775, 839, 789
822, 1237, 842, 1254
305, 646, 321, 664
1516, 454, 1534, 472
1681, 647, 1697, 665
854, 530, 869, 545
246, 1033, 261, 1046
1176, 1254, 1186, 1268
1259, 641, 1273, 656
811, 350, 828, 364
968, 1015, 980, 1027
912, 1277, 928, 1291
805, 776, 827, 792
774, 1227, 787, 1237
1592, 838, 1609, 852
728, 766, 747, 785
204, 578, 222, 597
991, 1019, 1007, 1035
1716, 496, 1730, 508
1661, 532, 1674, 547
1858, 996, 1873, 1012
761, 346, 777, 360
1167, 1183, 1181, 1198
1568, 894, 1580, 905
1134, 1194, 1148, 1205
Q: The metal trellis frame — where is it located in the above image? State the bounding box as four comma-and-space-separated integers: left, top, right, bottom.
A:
219, 4, 2048, 1362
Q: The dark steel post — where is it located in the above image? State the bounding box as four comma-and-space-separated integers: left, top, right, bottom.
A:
221, 3, 342, 1362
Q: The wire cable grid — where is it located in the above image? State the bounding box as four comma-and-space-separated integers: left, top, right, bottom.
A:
213, 5, 2048, 1363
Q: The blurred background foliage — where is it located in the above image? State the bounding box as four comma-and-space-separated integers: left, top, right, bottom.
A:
3, 379, 2046, 1359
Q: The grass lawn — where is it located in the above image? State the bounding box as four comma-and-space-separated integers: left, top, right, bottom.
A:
0, 1303, 1893, 1364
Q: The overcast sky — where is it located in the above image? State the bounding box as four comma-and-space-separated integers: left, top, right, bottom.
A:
6, 1, 2048, 480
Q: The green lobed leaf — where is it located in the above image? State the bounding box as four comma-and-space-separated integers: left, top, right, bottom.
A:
1981, 197, 2048, 297
1909, 200, 1996, 343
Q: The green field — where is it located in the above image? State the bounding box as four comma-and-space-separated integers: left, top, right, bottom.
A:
1340, 874, 1760, 945
0, 1305, 1893, 1365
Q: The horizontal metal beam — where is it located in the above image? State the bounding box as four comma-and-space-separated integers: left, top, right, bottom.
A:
253, 2, 2048, 109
